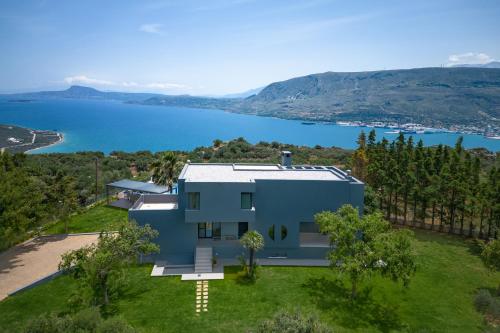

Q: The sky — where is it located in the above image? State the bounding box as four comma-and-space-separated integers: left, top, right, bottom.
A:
0, 0, 499, 95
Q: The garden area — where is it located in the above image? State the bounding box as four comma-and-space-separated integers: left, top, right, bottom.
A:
0, 229, 497, 332
42, 205, 128, 235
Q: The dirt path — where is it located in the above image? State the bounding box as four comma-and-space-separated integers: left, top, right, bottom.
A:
0, 234, 99, 301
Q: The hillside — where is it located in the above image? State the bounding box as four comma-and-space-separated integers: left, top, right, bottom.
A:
232, 67, 500, 127
1, 85, 162, 102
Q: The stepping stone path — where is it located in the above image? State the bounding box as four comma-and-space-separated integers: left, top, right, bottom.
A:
195, 280, 209, 314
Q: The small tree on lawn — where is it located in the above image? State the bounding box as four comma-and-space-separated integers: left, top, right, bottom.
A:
481, 239, 500, 289
240, 230, 264, 278
315, 204, 416, 299
59, 222, 159, 307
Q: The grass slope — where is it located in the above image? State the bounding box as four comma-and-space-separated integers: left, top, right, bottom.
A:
0, 230, 496, 332
43, 205, 128, 235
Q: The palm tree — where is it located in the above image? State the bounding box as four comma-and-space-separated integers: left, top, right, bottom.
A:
240, 230, 264, 278
150, 152, 180, 193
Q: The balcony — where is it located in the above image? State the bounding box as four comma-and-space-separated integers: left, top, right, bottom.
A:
131, 194, 178, 211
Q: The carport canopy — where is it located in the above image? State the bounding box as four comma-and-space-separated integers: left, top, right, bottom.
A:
106, 179, 169, 194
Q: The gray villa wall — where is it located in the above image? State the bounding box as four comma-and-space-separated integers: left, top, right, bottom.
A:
130, 170, 364, 265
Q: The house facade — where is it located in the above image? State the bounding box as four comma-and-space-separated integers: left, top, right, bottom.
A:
129, 152, 364, 267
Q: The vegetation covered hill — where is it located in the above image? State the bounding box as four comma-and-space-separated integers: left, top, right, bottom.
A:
234, 67, 500, 127
1, 85, 161, 102
136, 67, 500, 128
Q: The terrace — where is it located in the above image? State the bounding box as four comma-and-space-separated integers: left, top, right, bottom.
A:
131, 194, 179, 211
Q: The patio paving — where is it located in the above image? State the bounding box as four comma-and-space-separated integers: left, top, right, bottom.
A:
0, 234, 99, 301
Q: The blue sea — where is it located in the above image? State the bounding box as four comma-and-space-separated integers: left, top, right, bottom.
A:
0, 99, 498, 153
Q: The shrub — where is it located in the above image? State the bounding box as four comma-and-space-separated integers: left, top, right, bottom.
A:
253, 310, 332, 333
475, 289, 494, 313
475, 289, 500, 321
23, 308, 136, 333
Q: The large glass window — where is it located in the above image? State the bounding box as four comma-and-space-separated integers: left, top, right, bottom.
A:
241, 192, 253, 209
188, 192, 200, 210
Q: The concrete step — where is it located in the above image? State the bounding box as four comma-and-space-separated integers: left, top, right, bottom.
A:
194, 246, 213, 273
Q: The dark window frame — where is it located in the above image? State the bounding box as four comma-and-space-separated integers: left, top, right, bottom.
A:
187, 192, 200, 210
241, 192, 253, 209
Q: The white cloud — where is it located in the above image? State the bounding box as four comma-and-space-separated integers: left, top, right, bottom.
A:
121, 81, 138, 87
447, 52, 496, 66
64, 75, 114, 86
139, 23, 163, 34
146, 82, 188, 90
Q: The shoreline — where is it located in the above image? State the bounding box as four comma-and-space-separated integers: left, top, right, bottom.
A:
0, 123, 64, 154
25, 132, 64, 154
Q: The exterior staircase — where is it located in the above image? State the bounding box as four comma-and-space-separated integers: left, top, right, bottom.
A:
194, 246, 213, 273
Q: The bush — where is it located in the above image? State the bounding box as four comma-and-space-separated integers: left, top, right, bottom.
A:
253, 310, 332, 333
476, 289, 494, 313
23, 308, 136, 333
475, 289, 500, 321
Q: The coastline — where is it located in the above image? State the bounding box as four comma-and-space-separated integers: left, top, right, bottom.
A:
25, 132, 64, 154
0, 124, 64, 154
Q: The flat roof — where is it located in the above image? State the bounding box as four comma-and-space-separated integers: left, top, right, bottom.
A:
180, 163, 350, 182
106, 179, 169, 194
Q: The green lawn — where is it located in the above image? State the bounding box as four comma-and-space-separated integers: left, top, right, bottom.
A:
43, 205, 129, 234
0, 230, 496, 332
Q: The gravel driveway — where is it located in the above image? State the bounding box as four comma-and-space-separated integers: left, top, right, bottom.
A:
0, 234, 99, 301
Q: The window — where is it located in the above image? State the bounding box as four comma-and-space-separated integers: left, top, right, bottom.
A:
268, 224, 275, 241
241, 192, 253, 209
238, 222, 248, 238
281, 225, 288, 240
187, 192, 200, 210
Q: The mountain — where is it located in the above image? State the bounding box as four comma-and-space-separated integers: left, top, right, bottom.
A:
453, 61, 500, 69
227, 67, 500, 127
1, 85, 162, 102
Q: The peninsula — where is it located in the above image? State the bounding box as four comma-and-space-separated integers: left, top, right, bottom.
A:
0, 124, 62, 153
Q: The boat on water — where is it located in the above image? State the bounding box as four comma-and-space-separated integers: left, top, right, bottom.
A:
301, 122, 316, 125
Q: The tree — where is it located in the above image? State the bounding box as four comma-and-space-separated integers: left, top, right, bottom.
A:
213, 139, 223, 148
254, 310, 331, 333
240, 230, 264, 278
52, 172, 79, 233
150, 152, 180, 192
351, 131, 368, 180
315, 205, 416, 298
59, 222, 159, 306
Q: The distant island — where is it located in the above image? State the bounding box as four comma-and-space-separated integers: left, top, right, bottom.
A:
2, 67, 499, 137
0, 124, 62, 153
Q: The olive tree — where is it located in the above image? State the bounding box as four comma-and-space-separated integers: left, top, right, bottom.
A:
59, 221, 159, 306
315, 204, 416, 298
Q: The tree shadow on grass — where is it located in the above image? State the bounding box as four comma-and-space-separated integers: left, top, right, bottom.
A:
303, 277, 406, 332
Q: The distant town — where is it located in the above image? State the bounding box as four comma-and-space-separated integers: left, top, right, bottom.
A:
335, 121, 500, 140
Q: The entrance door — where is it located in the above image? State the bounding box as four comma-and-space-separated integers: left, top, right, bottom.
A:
198, 223, 214, 238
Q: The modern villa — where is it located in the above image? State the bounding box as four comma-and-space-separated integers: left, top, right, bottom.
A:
128, 151, 364, 277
